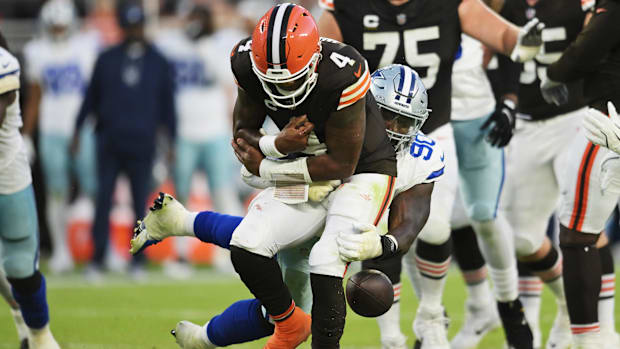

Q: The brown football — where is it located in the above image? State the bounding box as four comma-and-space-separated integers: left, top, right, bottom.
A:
345, 269, 394, 317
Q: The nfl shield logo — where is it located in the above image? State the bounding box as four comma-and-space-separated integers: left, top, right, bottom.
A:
396, 13, 406, 25
526, 7, 536, 19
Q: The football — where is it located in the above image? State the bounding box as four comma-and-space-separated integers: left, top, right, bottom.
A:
345, 269, 394, 317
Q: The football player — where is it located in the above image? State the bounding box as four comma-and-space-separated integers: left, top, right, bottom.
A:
229, 4, 398, 348
0, 31, 60, 349
539, 0, 620, 347
21, 0, 99, 274
317, 1, 543, 347
130, 64, 444, 349
481, 1, 604, 348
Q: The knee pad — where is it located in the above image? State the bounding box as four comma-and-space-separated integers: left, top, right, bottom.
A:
418, 215, 451, 245
514, 231, 545, 257
308, 236, 343, 277
2, 235, 38, 279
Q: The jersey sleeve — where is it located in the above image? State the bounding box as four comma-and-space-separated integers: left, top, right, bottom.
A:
325, 43, 371, 110
0, 48, 20, 94
229, 37, 256, 92
318, 0, 335, 11
416, 134, 445, 184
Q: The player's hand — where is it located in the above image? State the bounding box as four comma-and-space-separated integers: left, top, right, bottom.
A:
337, 223, 383, 262
308, 180, 341, 202
232, 137, 265, 176
583, 102, 620, 155
481, 99, 516, 147
540, 74, 568, 106
511, 17, 545, 62
275, 115, 314, 154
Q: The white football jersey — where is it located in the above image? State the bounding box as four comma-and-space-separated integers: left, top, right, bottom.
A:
451, 34, 496, 121
155, 28, 232, 141
23, 32, 99, 136
377, 132, 445, 234
0, 47, 31, 193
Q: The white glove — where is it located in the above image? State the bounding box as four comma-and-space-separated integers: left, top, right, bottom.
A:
337, 223, 383, 262
22, 135, 35, 164
540, 74, 568, 106
240, 165, 273, 189
511, 18, 545, 62
583, 102, 620, 155
308, 180, 341, 202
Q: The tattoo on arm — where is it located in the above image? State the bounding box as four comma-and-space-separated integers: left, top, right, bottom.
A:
387, 183, 434, 254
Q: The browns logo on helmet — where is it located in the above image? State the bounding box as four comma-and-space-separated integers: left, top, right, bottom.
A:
250, 3, 321, 109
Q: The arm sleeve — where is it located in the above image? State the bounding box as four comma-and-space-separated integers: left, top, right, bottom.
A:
547, 1, 620, 82
75, 54, 102, 131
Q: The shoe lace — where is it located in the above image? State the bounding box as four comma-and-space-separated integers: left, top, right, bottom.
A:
420, 316, 450, 344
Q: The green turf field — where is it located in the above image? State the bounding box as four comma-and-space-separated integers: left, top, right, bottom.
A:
1, 268, 618, 349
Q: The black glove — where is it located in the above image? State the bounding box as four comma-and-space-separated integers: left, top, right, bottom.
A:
481, 99, 517, 148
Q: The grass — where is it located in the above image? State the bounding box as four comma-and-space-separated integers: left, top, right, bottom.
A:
0, 267, 618, 349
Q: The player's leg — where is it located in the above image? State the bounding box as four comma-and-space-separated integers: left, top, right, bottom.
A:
595, 234, 620, 347
1, 184, 59, 348
39, 133, 73, 273
557, 140, 619, 348
230, 187, 327, 348
363, 254, 407, 348
451, 226, 501, 349
452, 116, 531, 347
0, 262, 29, 347
202, 136, 244, 216
173, 138, 199, 205
309, 174, 395, 349
73, 122, 97, 198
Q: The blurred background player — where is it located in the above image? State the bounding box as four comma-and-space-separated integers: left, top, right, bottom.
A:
317, 0, 543, 347
155, 2, 243, 275
21, 0, 99, 274
539, 0, 620, 346
72, 0, 176, 281
0, 29, 60, 349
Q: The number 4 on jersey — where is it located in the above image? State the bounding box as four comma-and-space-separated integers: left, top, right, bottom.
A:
330, 52, 356, 68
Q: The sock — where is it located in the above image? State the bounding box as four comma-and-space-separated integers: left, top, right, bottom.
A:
311, 273, 346, 349
206, 299, 274, 346
8, 271, 49, 329
452, 225, 485, 272
517, 263, 542, 337
192, 211, 243, 249
47, 195, 70, 262
229, 246, 293, 318
416, 240, 451, 311
0, 267, 18, 309
561, 244, 601, 337
521, 246, 567, 319
598, 244, 615, 335
403, 244, 422, 299
468, 278, 493, 306
363, 255, 404, 342
472, 218, 518, 301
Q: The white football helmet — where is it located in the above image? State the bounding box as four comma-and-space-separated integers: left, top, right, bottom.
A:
370, 64, 430, 151
40, 0, 76, 40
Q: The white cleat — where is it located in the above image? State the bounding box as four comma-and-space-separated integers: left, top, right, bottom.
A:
130, 193, 192, 255
172, 321, 212, 349
30, 324, 60, 349
10, 308, 29, 346
546, 308, 572, 349
601, 328, 620, 349
381, 333, 407, 349
414, 305, 451, 349
451, 301, 501, 349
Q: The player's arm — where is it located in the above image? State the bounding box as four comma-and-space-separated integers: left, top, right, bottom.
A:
459, 0, 543, 62
21, 82, 41, 137
0, 90, 16, 128
547, 1, 620, 83
337, 182, 435, 262
317, 10, 343, 42
385, 183, 434, 255
232, 86, 267, 150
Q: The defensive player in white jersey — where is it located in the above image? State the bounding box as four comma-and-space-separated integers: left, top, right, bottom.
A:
129, 64, 445, 349
22, 0, 99, 274
155, 4, 242, 216
0, 32, 60, 349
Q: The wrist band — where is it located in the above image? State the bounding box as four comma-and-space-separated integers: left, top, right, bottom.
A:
259, 135, 286, 158
259, 157, 312, 184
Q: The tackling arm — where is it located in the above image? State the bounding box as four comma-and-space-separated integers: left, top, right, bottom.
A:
0, 91, 16, 128
317, 10, 344, 42
385, 183, 434, 255
459, 0, 520, 56
21, 83, 41, 136
232, 86, 268, 149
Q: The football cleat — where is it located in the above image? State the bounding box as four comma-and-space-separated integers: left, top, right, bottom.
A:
264, 306, 311, 349
381, 334, 407, 349
497, 299, 534, 349
413, 305, 450, 349
546, 307, 571, 349
451, 301, 501, 349
172, 321, 211, 349
129, 192, 192, 255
